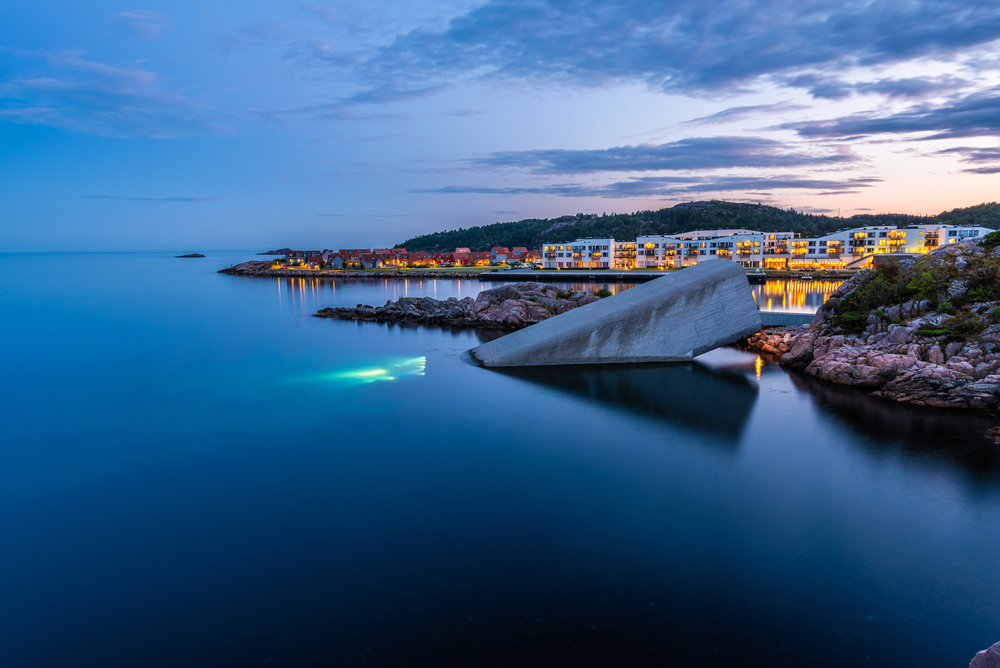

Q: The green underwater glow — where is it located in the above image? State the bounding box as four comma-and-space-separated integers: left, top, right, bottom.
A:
303, 356, 427, 386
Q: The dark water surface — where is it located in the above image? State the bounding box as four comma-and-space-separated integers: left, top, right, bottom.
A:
2, 252, 999, 667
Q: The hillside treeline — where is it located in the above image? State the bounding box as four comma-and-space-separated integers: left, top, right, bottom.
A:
396, 201, 1000, 252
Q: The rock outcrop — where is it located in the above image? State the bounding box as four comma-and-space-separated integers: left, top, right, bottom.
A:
315, 282, 601, 330
748, 238, 1000, 412
970, 641, 1000, 668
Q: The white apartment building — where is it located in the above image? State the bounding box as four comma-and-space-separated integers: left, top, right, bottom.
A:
543, 224, 994, 271
785, 224, 994, 270
636, 230, 797, 269
542, 238, 638, 269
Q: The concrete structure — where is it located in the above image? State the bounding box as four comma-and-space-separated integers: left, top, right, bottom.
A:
468, 260, 761, 367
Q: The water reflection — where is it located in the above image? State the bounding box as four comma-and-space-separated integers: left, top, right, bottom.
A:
504, 278, 844, 314
263, 275, 845, 317
751, 278, 843, 313
232, 275, 484, 314
494, 355, 759, 443
788, 370, 1000, 481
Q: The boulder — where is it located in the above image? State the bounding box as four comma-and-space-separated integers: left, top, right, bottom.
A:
970, 640, 1000, 668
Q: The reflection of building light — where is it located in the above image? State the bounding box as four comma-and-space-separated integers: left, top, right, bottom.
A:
755, 356, 762, 382
754, 279, 845, 312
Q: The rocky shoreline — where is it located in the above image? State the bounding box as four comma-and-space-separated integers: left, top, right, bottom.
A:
220, 260, 488, 280
315, 282, 602, 330
749, 238, 1000, 414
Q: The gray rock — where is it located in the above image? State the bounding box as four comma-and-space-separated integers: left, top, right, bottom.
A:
948, 278, 968, 299
969, 640, 1000, 668
928, 345, 946, 365
886, 325, 915, 344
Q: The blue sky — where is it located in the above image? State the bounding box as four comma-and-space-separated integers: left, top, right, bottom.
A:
4, 0, 1000, 251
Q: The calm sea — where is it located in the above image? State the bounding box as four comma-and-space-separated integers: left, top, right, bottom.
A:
1, 252, 999, 668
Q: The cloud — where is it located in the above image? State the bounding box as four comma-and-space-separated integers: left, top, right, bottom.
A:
784, 86, 1000, 140
340, 83, 447, 106
961, 166, 1000, 174
336, 0, 1000, 103
112, 10, 166, 38
443, 109, 486, 117
474, 136, 857, 174
221, 20, 295, 56
854, 76, 969, 100
785, 74, 970, 100
681, 103, 811, 128
0, 51, 228, 138
936, 146, 1000, 172
492, 210, 518, 214
413, 175, 879, 199
80, 195, 224, 202
300, 2, 340, 25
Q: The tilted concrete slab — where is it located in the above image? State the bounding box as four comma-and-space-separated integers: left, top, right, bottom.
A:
468, 260, 762, 367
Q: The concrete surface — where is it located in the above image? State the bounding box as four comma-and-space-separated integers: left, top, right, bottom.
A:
468, 259, 762, 367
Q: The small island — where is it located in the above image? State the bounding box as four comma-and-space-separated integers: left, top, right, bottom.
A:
315, 282, 603, 329
176, 253, 205, 258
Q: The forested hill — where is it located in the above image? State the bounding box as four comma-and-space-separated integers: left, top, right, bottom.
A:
395, 201, 1000, 252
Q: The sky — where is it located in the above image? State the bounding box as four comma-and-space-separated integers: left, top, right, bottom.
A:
3, 0, 1000, 251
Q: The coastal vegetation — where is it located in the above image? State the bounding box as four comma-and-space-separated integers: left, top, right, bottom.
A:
396, 201, 1000, 252
832, 230, 1000, 338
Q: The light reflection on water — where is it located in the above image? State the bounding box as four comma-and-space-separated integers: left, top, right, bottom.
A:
750, 278, 844, 313
264, 275, 845, 315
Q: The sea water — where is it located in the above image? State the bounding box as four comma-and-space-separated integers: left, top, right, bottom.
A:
1, 252, 998, 667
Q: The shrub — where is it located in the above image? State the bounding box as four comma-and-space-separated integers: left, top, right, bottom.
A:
837, 310, 869, 332
988, 307, 1000, 323
952, 315, 986, 337
980, 230, 1000, 251
965, 261, 1000, 302
907, 267, 951, 305
594, 288, 612, 298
